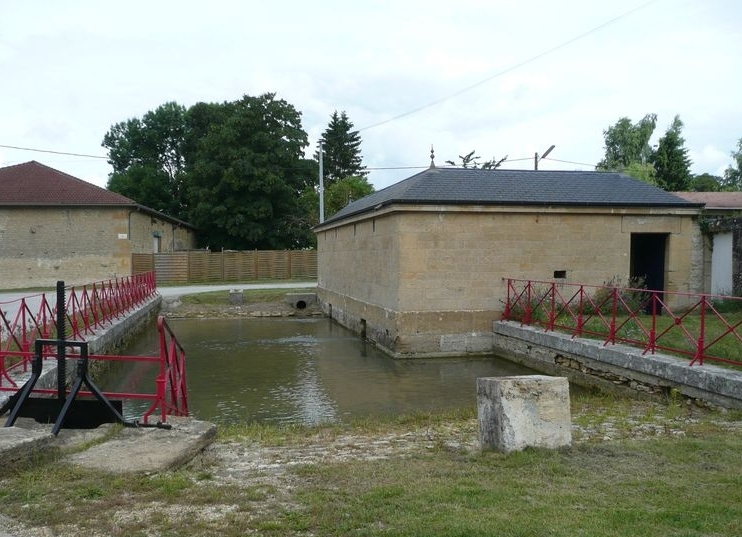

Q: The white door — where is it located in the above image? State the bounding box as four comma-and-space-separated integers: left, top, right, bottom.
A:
711, 231, 733, 295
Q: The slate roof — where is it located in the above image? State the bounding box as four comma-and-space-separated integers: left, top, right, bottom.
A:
0, 161, 135, 206
325, 167, 702, 224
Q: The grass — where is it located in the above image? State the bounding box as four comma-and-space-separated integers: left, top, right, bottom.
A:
177, 287, 316, 306
2, 396, 742, 536
575, 311, 742, 366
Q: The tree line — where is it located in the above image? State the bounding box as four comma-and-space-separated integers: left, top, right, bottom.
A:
596, 113, 742, 192
104, 95, 742, 251
103, 94, 371, 250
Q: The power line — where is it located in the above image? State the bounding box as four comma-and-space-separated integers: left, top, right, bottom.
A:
359, 0, 658, 132
0, 143, 594, 173
0, 143, 107, 160
542, 157, 596, 168
366, 165, 428, 171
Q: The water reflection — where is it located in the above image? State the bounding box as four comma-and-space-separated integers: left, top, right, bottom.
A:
109, 317, 536, 426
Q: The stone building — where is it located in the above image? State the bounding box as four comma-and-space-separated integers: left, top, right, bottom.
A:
675, 191, 742, 296
314, 167, 704, 358
0, 161, 196, 289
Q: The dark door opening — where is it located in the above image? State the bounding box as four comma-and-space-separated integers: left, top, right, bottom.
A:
630, 233, 667, 293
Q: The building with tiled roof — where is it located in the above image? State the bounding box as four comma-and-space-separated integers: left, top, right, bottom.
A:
674, 191, 742, 214
314, 166, 705, 357
0, 161, 196, 289
674, 191, 742, 296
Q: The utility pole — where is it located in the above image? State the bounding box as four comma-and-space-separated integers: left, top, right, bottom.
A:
534, 144, 555, 170
318, 141, 325, 224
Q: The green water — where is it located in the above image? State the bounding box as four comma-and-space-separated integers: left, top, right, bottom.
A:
109, 317, 536, 425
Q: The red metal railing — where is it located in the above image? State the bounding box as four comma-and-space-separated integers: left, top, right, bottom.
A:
142, 316, 189, 424
0, 272, 158, 386
0, 315, 188, 425
503, 278, 742, 367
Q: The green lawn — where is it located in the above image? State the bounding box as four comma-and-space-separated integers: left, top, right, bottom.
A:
2, 397, 742, 537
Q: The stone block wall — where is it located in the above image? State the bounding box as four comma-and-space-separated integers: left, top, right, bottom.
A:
128, 211, 195, 254
0, 207, 195, 289
493, 321, 742, 409
316, 204, 703, 357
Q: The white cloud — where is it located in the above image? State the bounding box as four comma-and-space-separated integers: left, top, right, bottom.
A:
0, 0, 740, 189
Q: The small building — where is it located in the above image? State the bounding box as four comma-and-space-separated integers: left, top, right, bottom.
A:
0, 161, 196, 289
675, 191, 742, 296
314, 167, 704, 358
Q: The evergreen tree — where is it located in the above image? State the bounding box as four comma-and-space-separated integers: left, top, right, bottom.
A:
316, 111, 367, 187
652, 115, 692, 191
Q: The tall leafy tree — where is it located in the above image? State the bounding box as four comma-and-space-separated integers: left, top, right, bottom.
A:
623, 162, 658, 185
722, 138, 742, 191
596, 114, 657, 174
652, 115, 692, 191
689, 173, 723, 192
316, 111, 367, 186
301, 175, 375, 223
187, 93, 316, 249
326, 176, 375, 216
103, 102, 189, 217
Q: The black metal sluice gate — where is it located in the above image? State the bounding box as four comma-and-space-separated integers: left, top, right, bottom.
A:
1, 338, 130, 434
1, 280, 173, 434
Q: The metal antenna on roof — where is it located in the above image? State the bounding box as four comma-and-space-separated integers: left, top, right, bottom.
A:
429, 145, 435, 168
534, 145, 555, 170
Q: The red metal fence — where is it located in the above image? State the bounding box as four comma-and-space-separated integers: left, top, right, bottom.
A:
503, 278, 742, 368
1, 273, 188, 424
1, 272, 157, 361
145, 316, 188, 424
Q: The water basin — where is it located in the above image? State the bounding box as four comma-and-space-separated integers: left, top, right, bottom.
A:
108, 317, 537, 426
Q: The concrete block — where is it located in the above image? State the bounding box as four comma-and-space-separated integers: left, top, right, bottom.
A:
229, 289, 243, 305
477, 375, 571, 453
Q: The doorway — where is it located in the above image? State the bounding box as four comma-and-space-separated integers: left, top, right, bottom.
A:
630, 233, 667, 292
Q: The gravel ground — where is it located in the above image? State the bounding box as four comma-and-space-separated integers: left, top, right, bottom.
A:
1, 399, 733, 537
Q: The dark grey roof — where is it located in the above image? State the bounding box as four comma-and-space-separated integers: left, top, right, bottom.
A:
324, 167, 702, 224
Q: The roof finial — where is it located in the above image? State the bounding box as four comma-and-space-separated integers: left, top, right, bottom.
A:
429, 145, 435, 168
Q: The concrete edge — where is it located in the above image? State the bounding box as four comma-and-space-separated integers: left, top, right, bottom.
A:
65, 417, 217, 474
0, 427, 56, 468
493, 320, 742, 409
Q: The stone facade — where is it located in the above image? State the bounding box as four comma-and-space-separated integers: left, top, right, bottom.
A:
0, 206, 195, 289
316, 204, 703, 358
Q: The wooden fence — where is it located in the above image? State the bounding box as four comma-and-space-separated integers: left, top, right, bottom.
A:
132, 250, 317, 284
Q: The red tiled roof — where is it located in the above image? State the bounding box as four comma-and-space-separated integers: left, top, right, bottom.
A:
675, 192, 742, 210
0, 161, 135, 206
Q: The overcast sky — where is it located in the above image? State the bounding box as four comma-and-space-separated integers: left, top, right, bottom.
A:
1, 0, 740, 191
